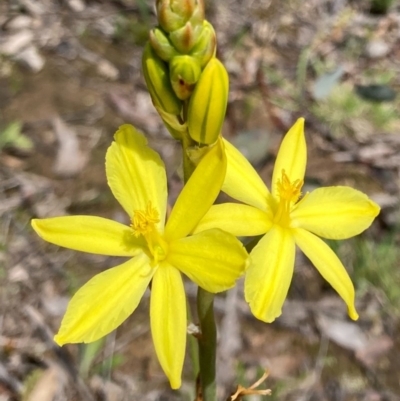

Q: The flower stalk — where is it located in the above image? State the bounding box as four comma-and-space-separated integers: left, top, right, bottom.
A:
197, 288, 217, 401
145, 3, 228, 397
181, 126, 218, 401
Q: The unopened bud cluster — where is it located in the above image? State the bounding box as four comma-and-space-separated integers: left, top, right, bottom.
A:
142, 0, 229, 145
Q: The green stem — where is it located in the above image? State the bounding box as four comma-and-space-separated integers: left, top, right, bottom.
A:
182, 132, 196, 183
186, 298, 200, 380
181, 125, 217, 401
181, 102, 196, 182
197, 287, 217, 401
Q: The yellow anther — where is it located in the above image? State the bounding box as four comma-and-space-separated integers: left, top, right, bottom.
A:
273, 170, 304, 227
130, 202, 168, 265
131, 202, 160, 237
276, 170, 303, 203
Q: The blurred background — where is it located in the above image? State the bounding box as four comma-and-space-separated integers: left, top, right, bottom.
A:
0, 0, 399, 400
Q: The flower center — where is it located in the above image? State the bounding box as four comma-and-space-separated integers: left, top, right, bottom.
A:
273, 170, 303, 227
131, 201, 168, 265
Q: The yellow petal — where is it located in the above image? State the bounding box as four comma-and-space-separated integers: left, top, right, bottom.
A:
165, 140, 226, 241
272, 118, 306, 198
222, 138, 270, 211
150, 263, 186, 389
32, 216, 144, 256
54, 253, 153, 345
193, 203, 272, 236
291, 186, 380, 239
106, 125, 167, 230
168, 229, 247, 293
293, 228, 358, 320
245, 225, 295, 322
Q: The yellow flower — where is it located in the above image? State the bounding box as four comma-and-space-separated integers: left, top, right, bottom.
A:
194, 118, 380, 323
32, 125, 247, 389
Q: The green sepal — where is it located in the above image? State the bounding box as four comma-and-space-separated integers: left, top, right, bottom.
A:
190, 20, 216, 67
169, 55, 202, 100
189, 0, 205, 27
149, 28, 179, 62
156, 0, 200, 33
142, 43, 182, 115
169, 21, 201, 54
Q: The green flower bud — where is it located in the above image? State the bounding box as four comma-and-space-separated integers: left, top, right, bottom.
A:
149, 28, 179, 62
142, 43, 182, 115
169, 21, 202, 54
190, 20, 216, 67
188, 0, 205, 27
156, 0, 204, 33
187, 58, 229, 145
169, 55, 202, 100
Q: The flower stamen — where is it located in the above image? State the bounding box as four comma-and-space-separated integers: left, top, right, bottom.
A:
276, 170, 303, 203
273, 170, 303, 227
131, 201, 168, 265
131, 201, 160, 237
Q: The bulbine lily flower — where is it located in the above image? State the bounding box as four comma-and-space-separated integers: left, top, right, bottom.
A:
194, 118, 380, 323
32, 125, 247, 389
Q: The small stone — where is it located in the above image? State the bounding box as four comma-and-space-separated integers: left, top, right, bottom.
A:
14, 46, 45, 72
8, 264, 29, 282
42, 295, 69, 317
94, 18, 116, 38
3, 15, 33, 31
97, 59, 119, 80
366, 39, 390, 59
66, 0, 85, 12
18, 0, 46, 15
0, 30, 33, 56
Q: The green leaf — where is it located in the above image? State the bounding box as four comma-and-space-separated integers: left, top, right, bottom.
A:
79, 337, 106, 378
0, 122, 33, 151
355, 84, 396, 102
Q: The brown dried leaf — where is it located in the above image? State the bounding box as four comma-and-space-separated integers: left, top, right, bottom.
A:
229, 370, 271, 401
